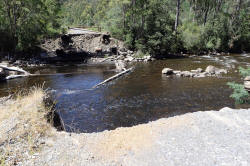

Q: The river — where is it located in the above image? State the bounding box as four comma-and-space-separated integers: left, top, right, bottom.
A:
0, 53, 249, 133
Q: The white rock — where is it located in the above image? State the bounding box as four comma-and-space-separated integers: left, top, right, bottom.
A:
205, 65, 217, 74
124, 56, 134, 62
162, 68, 174, 75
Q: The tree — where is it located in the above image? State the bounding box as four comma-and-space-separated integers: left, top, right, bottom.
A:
174, 0, 181, 31
0, 0, 62, 54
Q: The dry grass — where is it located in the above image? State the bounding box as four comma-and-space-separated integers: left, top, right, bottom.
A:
0, 87, 53, 165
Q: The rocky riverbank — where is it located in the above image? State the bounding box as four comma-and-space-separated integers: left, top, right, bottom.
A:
1, 89, 249, 166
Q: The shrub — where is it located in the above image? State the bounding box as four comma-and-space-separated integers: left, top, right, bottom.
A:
227, 67, 250, 104
227, 82, 249, 104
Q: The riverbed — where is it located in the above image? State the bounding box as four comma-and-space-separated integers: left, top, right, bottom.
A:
0, 54, 249, 133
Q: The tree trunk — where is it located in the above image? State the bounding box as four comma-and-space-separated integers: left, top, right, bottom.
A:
122, 5, 126, 30
174, 0, 181, 31
204, 8, 208, 26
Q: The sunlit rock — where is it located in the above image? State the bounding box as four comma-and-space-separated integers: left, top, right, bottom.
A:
162, 68, 174, 75
244, 76, 250, 92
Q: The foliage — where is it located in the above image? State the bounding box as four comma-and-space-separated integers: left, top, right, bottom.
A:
61, 0, 250, 56
239, 67, 250, 77
227, 67, 250, 104
180, 22, 205, 53
0, 0, 63, 53
227, 82, 249, 104
1, 0, 249, 55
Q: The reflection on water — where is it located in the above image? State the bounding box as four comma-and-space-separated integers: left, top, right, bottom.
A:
0, 54, 249, 133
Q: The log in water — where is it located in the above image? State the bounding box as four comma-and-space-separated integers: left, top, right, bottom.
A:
92, 67, 133, 89
0, 65, 30, 80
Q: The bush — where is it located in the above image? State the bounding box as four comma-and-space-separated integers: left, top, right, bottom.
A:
227, 67, 250, 104
227, 82, 249, 104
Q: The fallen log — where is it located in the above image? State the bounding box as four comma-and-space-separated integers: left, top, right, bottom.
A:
0, 65, 31, 81
5, 75, 29, 80
0, 65, 30, 75
92, 67, 133, 89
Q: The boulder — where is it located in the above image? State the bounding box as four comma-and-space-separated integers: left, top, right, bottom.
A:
124, 56, 134, 62
215, 69, 227, 75
144, 56, 152, 62
181, 71, 195, 77
244, 76, 250, 91
191, 68, 203, 74
205, 65, 227, 75
205, 65, 217, 74
115, 60, 126, 72
173, 70, 181, 74
244, 76, 250, 81
162, 68, 174, 75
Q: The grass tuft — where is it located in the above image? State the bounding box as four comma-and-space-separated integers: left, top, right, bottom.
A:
0, 86, 54, 165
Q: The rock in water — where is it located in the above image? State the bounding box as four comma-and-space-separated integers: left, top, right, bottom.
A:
196, 68, 204, 73
115, 60, 126, 72
244, 76, 250, 92
181, 71, 195, 77
205, 65, 217, 74
205, 65, 227, 75
162, 68, 174, 75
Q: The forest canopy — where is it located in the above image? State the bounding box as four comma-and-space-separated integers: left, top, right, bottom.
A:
0, 0, 249, 55
0, 0, 63, 54
62, 0, 250, 55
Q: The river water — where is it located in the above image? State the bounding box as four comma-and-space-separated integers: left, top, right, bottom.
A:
0, 54, 250, 133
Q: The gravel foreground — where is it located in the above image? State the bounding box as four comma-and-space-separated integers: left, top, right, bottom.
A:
24, 107, 250, 166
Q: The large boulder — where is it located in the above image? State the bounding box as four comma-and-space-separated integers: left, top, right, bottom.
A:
244, 76, 250, 92
162, 68, 174, 75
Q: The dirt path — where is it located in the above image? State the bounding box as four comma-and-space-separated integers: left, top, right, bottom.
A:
24, 107, 250, 166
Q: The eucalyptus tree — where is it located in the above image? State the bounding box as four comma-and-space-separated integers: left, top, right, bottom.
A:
0, 0, 62, 53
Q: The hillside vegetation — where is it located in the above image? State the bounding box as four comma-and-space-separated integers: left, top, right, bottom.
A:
62, 0, 250, 55
0, 0, 249, 56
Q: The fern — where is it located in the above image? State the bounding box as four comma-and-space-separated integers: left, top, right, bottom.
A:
227, 67, 250, 104
238, 67, 250, 77
227, 82, 249, 104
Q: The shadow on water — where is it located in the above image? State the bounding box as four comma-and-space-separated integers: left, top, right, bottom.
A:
0, 54, 250, 133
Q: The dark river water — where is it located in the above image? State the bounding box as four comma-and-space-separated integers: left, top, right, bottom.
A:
1, 54, 250, 133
